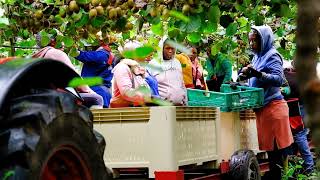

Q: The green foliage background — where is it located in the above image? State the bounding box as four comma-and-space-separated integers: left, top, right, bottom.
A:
0, 0, 297, 65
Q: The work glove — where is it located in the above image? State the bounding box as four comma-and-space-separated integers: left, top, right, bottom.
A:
280, 87, 291, 95
246, 67, 262, 78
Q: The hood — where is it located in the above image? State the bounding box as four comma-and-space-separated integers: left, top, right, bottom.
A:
251, 25, 274, 55
112, 58, 139, 73
158, 36, 177, 62
32, 47, 52, 58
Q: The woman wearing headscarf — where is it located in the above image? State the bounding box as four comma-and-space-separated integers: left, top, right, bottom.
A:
239, 25, 293, 180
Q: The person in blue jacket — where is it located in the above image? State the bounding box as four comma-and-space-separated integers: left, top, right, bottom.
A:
75, 42, 114, 107
239, 25, 293, 180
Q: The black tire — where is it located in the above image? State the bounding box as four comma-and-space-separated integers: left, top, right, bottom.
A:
0, 89, 110, 180
229, 149, 261, 180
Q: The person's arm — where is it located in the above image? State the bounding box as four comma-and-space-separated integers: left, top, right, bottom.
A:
114, 64, 146, 103
75, 50, 109, 65
205, 59, 214, 79
222, 60, 232, 83
260, 54, 284, 87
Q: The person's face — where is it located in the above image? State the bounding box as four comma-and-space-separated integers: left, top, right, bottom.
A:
163, 44, 175, 60
189, 48, 197, 61
249, 30, 261, 53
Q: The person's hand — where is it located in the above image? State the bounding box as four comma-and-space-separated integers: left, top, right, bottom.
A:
247, 67, 262, 78
211, 75, 217, 81
280, 87, 290, 95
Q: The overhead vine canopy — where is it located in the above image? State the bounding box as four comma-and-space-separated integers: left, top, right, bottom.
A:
0, 0, 296, 60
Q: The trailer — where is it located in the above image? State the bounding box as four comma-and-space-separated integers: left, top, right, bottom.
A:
92, 107, 268, 180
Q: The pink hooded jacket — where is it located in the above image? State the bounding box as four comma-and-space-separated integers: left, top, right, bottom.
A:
110, 59, 151, 108
32, 47, 93, 93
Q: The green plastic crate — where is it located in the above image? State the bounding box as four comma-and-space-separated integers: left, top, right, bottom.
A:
187, 84, 264, 112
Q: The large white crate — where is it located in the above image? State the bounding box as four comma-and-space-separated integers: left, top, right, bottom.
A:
92, 106, 220, 178
239, 110, 260, 152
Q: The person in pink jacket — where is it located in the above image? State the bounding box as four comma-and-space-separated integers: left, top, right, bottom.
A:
148, 37, 188, 106
32, 32, 104, 108
110, 41, 152, 107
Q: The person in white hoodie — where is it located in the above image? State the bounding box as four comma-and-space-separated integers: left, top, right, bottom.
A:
148, 37, 188, 106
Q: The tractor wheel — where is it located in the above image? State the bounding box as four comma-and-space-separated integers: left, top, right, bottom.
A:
0, 89, 110, 180
229, 149, 261, 180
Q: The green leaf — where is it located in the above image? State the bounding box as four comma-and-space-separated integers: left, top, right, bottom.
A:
280, 4, 291, 17
123, 46, 154, 59
76, 0, 90, 4
276, 27, 286, 37
40, 33, 50, 47
54, 15, 64, 24
169, 10, 190, 23
0, 18, 9, 25
151, 22, 163, 36
211, 42, 222, 56
63, 36, 74, 47
237, 17, 248, 28
208, 6, 220, 23
254, 15, 264, 26
226, 23, 238, 36
40, 0, 54, 4
68, 77, 103, 87
91, 16, 105, 28
187, 32, 201, 43
122, 32, 130, 41
69, 47, 80, 57
243, 0, 251, 6
3, 170, 14, 180
75, 14, 89, 27
203, 22, 217, 33
178, 15, 201, 33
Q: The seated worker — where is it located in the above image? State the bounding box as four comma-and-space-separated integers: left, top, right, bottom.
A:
74, 40, 114, 108
176, 47, 206, 89
148, 37, 187, 106
110, 41, 158, 107
281, 62, 314, 174
205, 44, 232, 92
33, 31, 103, 108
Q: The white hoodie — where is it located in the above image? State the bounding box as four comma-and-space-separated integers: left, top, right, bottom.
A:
148, 37, 187, 105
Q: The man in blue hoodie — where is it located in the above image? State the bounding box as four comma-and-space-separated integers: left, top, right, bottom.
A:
239, 25, 293, 180
75, 43, 114, 107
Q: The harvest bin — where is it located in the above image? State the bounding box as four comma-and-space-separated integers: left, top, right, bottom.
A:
187, 84, 264, 112
93, 106, 221, 178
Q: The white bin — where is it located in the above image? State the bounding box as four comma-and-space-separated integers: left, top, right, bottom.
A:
92, 106, 220, 178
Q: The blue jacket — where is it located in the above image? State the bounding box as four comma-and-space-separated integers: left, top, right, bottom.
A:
146, 70, 160, 97
76, 48, 114, 88
248, 25, 284, 105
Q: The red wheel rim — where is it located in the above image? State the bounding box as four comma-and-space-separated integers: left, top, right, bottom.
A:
40, 145, 93, 180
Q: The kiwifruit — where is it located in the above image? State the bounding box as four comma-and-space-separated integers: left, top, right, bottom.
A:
89, 8, 98, 18
69, 1, 79, 12
96, 5, 104, 15
115, 7, 122, 16
149, 7, 158, 17
127, 0, 134, 8
91, 0, 100, 7
120, 2, 128, 10
34, 10, 43, 19
125, 22, 133, 30
162, 8, 170, 18
101, 0, 109, 7
188, 0, 194, 5
182, 4, 190, 14
108, 8, 117, 19
59, 6, 67, 17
